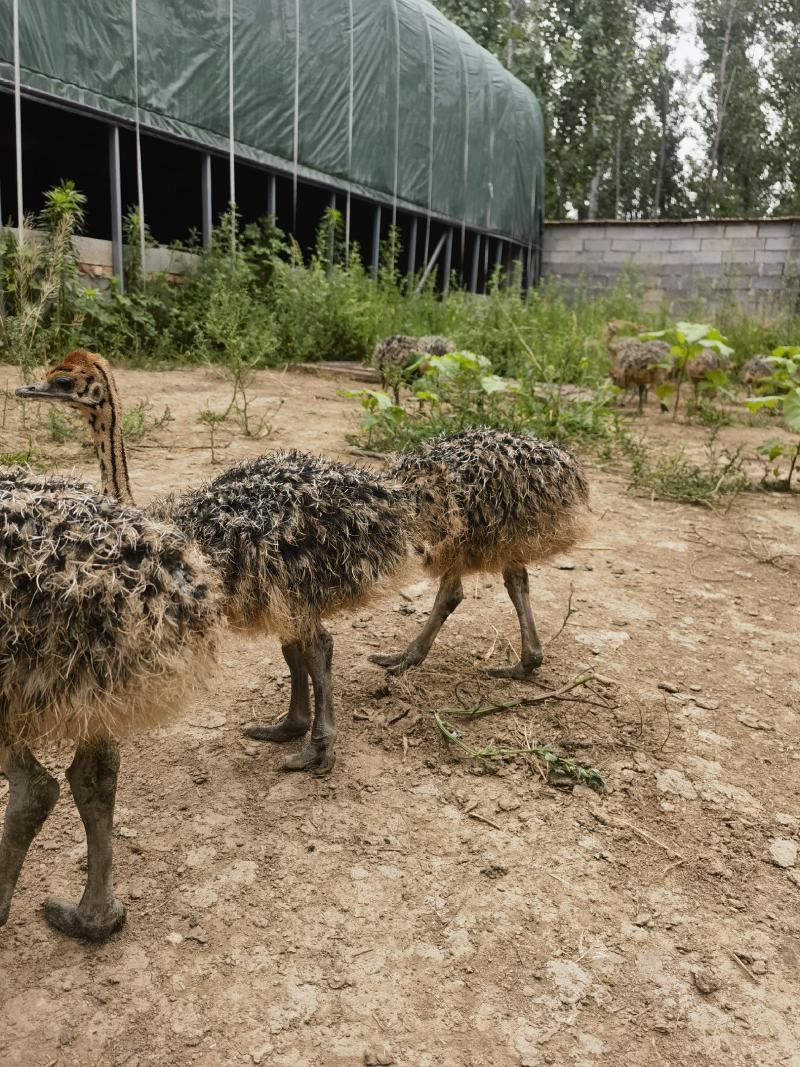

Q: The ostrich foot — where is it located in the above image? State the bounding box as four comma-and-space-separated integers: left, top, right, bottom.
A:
43, 895, 126, 941
485, 660, 541, 680
282, 740, 336, 776
368, 650, 424, 675
243, 716, 309, 743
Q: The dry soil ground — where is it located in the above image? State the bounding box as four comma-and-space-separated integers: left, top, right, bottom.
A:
0, 365, 798, 1067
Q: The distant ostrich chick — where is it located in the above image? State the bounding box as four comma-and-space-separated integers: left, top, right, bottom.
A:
371, 334, 456, 402
20, 352, 412, 776
0, 468, 221, 940
370, 428, 589, 679
606, 321, 671, 413
740, 354, 772, 394
685, 347, 730, 400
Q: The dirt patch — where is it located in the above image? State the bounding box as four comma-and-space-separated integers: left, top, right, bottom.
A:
1, 366, 799, 1067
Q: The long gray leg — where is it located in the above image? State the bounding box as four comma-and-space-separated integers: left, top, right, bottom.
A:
370, 573, 464, 676
487, 567, 544, 680
44, 741, 125, 941
0, 745, 60, 928
638, 384, 646, 413
244, 641, 311, 742
283, 628, 336, 775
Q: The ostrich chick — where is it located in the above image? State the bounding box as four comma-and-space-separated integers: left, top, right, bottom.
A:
370, 428, 589, 679
606, 322, 671, 412
740, 354, 772, 395
20, 352, 412, 775
371, 334, 456, 402
685, 348, 730, 400
0, 469, 221, 939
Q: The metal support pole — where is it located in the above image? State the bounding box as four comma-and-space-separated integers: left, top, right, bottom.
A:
371, 204, 382, 281
442, 227, 453, 297
201, 153, 212, 249
407, 216, 418, 281
328, 192, 337, 268
495, 239, 504, 269
108, 125, 124, 292
415, 231, 447, 293
469, 234, 481, 294
268, 173, 277, 220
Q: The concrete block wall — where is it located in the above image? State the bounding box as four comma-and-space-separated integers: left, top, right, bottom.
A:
542, 218, 800, 313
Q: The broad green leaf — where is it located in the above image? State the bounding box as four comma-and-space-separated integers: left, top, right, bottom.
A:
745, 395, 782, 412
756, 438, 786, 461
655, 382, 676, 401
783, 388, 800, 433
480, 374, 513, 394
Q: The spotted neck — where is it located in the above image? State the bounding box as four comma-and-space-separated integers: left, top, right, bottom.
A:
85, 368, 134, 506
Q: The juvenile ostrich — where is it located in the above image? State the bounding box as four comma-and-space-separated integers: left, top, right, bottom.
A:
685, 348, 730, 400
606, 322, 671, 413
371, 334, 456, 402
740, 354, 772, 394
370, 427, 589, 679
21, 352, 412, 775
0, 468, 221, 939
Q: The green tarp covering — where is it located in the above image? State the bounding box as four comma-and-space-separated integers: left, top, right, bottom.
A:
0, 0, 544, 244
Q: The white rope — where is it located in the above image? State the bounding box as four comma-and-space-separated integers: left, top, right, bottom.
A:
12, 0, 23, 241
292, 0, 301, 231
228, 0, 236, 256
345, 0, 354, 262
131, 0, 147, 282
390, 0, 400, 227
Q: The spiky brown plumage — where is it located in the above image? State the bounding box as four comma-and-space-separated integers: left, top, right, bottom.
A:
371, 334, 456, 400
0, 469, 222, 746
606, 323, 672, 411
686, 347, 730, 384
152, 452, 413, 641
371, 428, 590, 679
387, 428, 589, 577
740, 354, 772, 390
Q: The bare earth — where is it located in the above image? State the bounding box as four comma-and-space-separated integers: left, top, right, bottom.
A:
0, 365, 798, 1067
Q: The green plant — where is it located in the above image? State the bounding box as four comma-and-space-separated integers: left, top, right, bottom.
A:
617, 425, 748, 507
121, 399, 173, 443
198, 406, 229, 464
642, 321, 734, 419
747, 349, 800, 490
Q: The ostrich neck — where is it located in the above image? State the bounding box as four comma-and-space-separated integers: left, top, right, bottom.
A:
86, 384, 134, 506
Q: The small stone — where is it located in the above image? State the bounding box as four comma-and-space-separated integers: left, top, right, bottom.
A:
191, 772, 208, 785
656, 769, 697, 800
117, 826, 137, 839
737, 711, 773, 731
634, 912, 653, 927
692, 967, 721, 994
497, 799, 521, 812
776, 813, 798, 827
251, 1045, 273, 1065
751, 960, 767, 975
693, 698, 719, 711
166, 932, 183, 945
481, 864, 508, 879
364, 1052, 394, 1066
658, 682, 679, 694
769, 839, 797, 869
185, 927, 209, 944
689, 685, 702, 692
555, 559, 575, 570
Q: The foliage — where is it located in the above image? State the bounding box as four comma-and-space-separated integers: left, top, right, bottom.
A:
746, 348, 800, 490
616, 425, 747, 506
642, 321, 734, 418
121, 400, 173, 443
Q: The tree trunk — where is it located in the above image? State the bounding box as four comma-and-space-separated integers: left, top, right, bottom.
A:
704, 0, 736, 216
614, 128, 622, 219
505, 0, 523, 70
587, 161, 604, 220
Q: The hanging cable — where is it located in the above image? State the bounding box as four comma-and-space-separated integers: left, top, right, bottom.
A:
12, 0, 23, 241
292, 0, 301, 233
422, 9, 435, 268
131, 0, 147, 285
345, 0, 354, 263
228, 0, 236, 258
390, 0, 400, 228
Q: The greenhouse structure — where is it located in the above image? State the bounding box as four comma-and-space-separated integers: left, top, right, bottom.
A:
0, 0, 545, 293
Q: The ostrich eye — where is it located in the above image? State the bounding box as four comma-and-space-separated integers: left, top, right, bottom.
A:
53, 376, 74, 391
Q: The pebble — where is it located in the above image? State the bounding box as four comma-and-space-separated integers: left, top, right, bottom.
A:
689, 684, 702, 693
634, 912, 653, 927
693, 698, 719, 710
692, 967, 721, 994
555, 560, 575, 570
364, 1053, 394, 1066
251, 1045, 273, 1065
658, 681, 679, 694
769, 838, 797, 869
185, 927, 209, 944
737, 712, 773, 731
